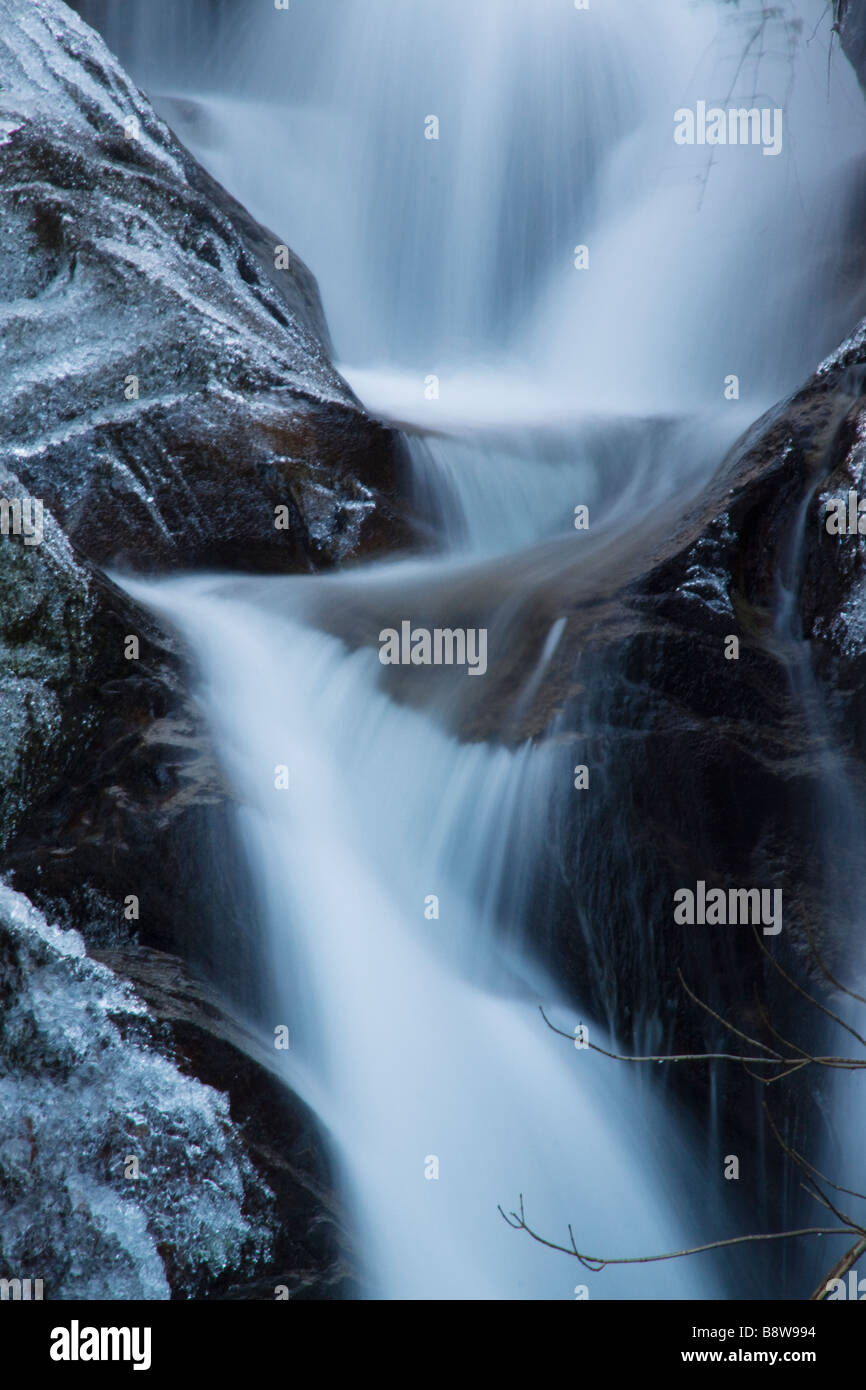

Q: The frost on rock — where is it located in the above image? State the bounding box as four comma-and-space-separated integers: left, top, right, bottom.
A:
817, 318, 866, 376
0, 0, 412, 572
0, 880, 272, 1298
0, 464, 94, 847
826, 575, 866, 660
675, 512, 737, 620
809, 409, 866, 672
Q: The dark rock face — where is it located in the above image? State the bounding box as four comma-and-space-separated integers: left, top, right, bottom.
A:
542, 334, 866, 1040
0, 462, 204, 982
0, 452, 256, 1000
535, 353, 866, 1290
0, 0, 416, 573
0, 473, 94, 854
0, 511, 245, 973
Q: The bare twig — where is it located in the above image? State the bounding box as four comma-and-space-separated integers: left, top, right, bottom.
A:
801, 912, 866, 1008
751, 926, 866, 1052
498, 1194, 850, 1273
811, 1237, 866, 1301
676, 970, 782, 1057
538, 1005, 865, 1071
526, 928, 866, 1295
763, 1103, 863, 1235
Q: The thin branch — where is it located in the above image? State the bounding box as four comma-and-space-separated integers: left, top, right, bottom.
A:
752, 926, 866, 1052
763, 1102, 861, 1234
676, 970, 782, 1058
539, 1005, 785, 1064
801, 912, 866, 1008
783, 1146, 866, 1205
741, 1057, 810, 1086
538, 1006, 865, 1070
755, 997, 814, 1063
811, 1237, 866, 1301
498, 1194, 851, 1272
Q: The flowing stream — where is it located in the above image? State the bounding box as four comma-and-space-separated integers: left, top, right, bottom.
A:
98, 0, 866, 1296
132, 569, 712, 1300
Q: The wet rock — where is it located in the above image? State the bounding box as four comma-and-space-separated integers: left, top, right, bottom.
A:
538, 338, 866, 1044
0, 463, 238, 979
0, 0, 416, 573
0, 473, 93, 853
0, 882, 271, 1299
90, 941, 355, 1300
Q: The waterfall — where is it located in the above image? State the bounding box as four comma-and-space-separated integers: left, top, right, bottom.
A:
90, 0, 865, 539
127, 570, 717, 1300
123, 0, 863, 395
85, 0, 866, 1296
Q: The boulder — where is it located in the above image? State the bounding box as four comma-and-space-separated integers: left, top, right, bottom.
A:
89, 940, 356, 1300
0, 0, 416, 573
0, 882, 271, 1299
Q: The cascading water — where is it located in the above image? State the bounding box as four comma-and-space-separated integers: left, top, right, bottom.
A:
129, 571, 718, 1300
83, 0, 866, 1295
124, 0, 866, 551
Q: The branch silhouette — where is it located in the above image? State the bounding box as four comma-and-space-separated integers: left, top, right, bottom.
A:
507, 934, 866, 1299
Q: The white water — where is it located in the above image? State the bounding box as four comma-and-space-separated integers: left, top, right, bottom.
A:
131, 571, 715, 1300
98, 0, 866, 1296
141, 0, 866, 556
147, 0, 864, 398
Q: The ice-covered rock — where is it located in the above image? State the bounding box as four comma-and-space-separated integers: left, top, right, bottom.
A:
0, 880, 269, 1298
0, 0, 414, 571
0, 466, 91, 850
0, 454, 226, 964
